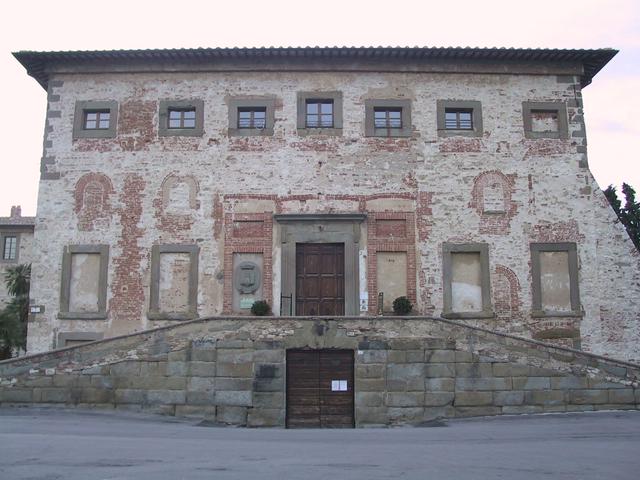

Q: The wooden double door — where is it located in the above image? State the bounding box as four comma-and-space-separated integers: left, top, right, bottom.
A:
295, 243, 345, 316
286, 350, 354, 428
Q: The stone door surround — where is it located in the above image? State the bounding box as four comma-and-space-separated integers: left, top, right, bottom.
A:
274, 214, 366, 316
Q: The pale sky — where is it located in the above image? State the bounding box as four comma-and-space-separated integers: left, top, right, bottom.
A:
1, 0, 638, 216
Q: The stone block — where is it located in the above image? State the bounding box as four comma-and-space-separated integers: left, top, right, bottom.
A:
594, 404, 639, 411
80, 388, 114, 404
525, 390, 566, 406
455, 406, 501, 417
426, 349, 455, 363
191, 349, 217, 363
388, 339, 423, 350
23, 376, 53, 387
598, 363, 627, 377
167, 361, 188, 376
543, 405, 567, 413
455, 363, 492, 378
387, 376, 424, 392
356, 392, 384, 407
387, 350, 406, 363
455, 377, 511, 391
512, 377, 551, 390
501, 405, 544, 415
0, 388, 33, 403
115, 389, 146, 404
248, 408, 285, 427
189, 361, 216, 377
454, 391, 493, 406
175, 405, 216, 419
253, 349, 284, 363
424, 338, 455, 350
188, 377, 216, 392
356, 378, 386, 391
355, 407, 389, 425
358, 350, 388, 364
39, 388, 69, 403
253, 340, 284, 350
216, 377, 253, 390
388, 407, 425, 424
406, 350, 425, 363
167, 350, 189, 362
551, 376, 588, 389
425, 363, 455, 378
424, 392, 454, 407
455, 351, 474, 362
493, 391, 524, 406
425, 378, 455, 392
217, 406, 247, 425
147, 390, 186, 405
587, 378, 627, 389
216, 339, 253, 349
139, 362, 167, 377
566, 404, 595, 412
635, 388, 640, 403
253, 377, 284, 393
492, 363, 529, 377
608, 389, 635, 404
529, 366, 563, 377
356, 364, 385, 378
216, 362, 253, 378
110, 361, 141, 376
386, 392, 423, 407
52, 375, 77, 388
217, 349, 253, 363
81, 365, 108, 375
186, 390, 214, 406
255, 364, 283, 379
253, 392, 284, 409
359, 340, 388, 350
423, 406, 455, 421
570, 389, 608, 405
387, 363, 425, 382
215, 390, 252, 406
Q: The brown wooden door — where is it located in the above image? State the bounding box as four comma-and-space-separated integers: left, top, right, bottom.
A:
286, 349, 354, 428
295, 243, 345, 316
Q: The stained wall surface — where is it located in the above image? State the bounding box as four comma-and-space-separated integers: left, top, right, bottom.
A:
25, 68, 640, 363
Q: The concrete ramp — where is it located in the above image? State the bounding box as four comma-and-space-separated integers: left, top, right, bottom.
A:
1, 316, 638, 427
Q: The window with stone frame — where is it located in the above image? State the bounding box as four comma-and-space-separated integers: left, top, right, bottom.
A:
59, 245, 109, 320
73, 101, 118, 139
530, 243, 581, 317
2, 235, 17, 261
296, 91, 343, 136
442, 243, 493, 319
436, 100, 483, 137
365, 99, 412, 137
228, 98, 276, 137
158, 99, 204, 137
522, 101, 568, 139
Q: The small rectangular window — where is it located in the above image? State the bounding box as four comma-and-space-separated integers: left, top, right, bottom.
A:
83, 110, 111, 130
374, 107, 403, 129
3, 236, 17, 260
305, 100, 334, 128
168, 108, 197, 129
444, 109, 473, 130
238, 107, 267, 129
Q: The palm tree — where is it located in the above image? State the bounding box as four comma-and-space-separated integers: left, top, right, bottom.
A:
0, 263, 30, 359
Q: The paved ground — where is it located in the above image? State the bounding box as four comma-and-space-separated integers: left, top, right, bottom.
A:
0, 408, 639, 480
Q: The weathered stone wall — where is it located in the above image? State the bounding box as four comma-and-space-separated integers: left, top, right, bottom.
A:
3, 317, 638, 427
26, 68, 640, 363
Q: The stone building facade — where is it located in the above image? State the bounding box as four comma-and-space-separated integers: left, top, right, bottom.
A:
12, 47, 639, 365
0, 206, 35, 307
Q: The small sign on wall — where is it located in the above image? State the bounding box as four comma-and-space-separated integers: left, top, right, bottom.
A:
331, 380, 348, 391
239, 298, 254, 309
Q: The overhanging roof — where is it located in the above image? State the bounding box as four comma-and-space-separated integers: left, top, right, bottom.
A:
13, 46, 618, 90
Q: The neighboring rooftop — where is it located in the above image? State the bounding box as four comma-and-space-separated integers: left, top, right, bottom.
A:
0, 206, 35, 227
13, 46, 617, 90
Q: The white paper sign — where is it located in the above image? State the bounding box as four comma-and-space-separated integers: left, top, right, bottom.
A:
331, 380, 348, 391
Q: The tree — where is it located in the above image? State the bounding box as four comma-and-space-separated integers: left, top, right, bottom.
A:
604, 183, 640, 252
0, 263, 30, 359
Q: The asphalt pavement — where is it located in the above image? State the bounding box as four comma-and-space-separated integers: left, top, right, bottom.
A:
1, 408, 639, 479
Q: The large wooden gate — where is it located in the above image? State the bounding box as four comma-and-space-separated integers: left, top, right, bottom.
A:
295, 243, 345, 316
286, 349, 354, 428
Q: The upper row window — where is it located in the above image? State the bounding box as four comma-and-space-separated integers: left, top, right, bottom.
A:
2, 235, 18, 261
72, 98, 568, 140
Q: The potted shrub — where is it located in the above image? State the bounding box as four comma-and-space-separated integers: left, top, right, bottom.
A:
250, 300, 271, 316
392, 296, 413, 315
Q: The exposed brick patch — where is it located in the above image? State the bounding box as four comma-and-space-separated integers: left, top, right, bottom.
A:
223, 212, 273, 313
367, 212, 417, 314
530, 220, 585, 243
153, 174, 199, 234
416, 192, 433, 242
117, 100, 157, 151
522, 139, 570, 157
439, 137, 482, 153
469, 170, 518, 235
229, 137, 286, 152
110, 174, 146, 334
74, 172, 115, 231
212, 194, 224, 240
493, 265, 523, 333
365, 138, 412, 152
599, 307, 634, 343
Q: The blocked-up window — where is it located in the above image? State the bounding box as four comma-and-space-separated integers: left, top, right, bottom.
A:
522, 101, 568, 139
442, 243, 493, 318
531, 243, 581, 316
149, 244, 199, 320
59, 245, 109, 319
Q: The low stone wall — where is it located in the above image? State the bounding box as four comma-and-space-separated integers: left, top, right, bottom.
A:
1, 317, 638, 426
